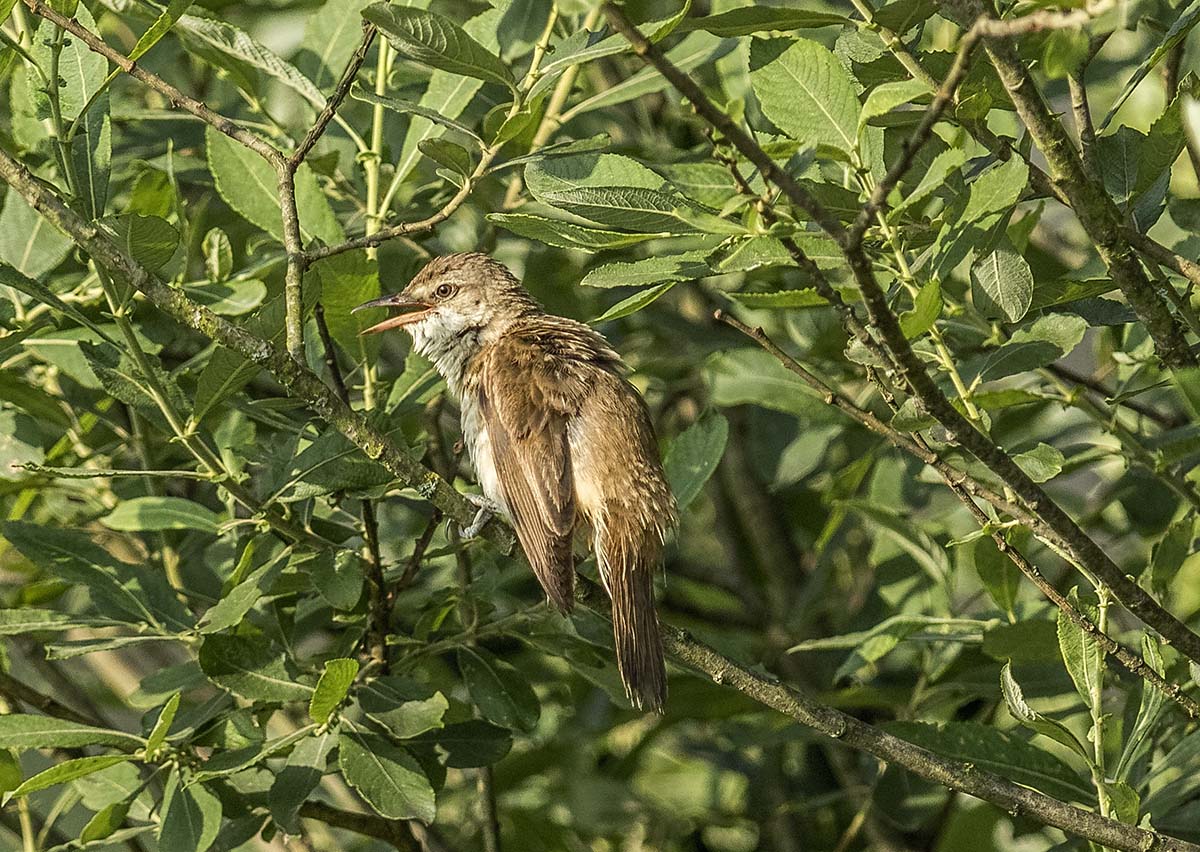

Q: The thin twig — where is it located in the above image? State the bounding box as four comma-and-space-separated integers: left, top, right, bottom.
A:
291, 22, 377, 167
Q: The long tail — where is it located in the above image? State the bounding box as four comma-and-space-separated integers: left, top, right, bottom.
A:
599, 524, 667, 712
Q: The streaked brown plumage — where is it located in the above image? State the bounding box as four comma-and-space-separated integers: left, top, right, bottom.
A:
356, 253, 676, 710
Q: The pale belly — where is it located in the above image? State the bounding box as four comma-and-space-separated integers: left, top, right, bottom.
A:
459, 395, 506, 515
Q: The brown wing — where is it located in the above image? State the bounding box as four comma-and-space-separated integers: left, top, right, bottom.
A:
478, 327, 598, 612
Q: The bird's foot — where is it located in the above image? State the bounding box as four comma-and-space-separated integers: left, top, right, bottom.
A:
457, 494, 500, 539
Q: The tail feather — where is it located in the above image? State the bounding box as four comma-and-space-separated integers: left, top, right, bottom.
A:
600, 527, 667, 712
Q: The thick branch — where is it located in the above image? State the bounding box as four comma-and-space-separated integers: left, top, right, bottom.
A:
601, 0, 1200, 673
297, 802, 420, 851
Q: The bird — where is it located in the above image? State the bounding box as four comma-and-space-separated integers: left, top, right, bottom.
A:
354, 252, 676, 711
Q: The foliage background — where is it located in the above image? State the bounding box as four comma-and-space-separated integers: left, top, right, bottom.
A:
2, 0, 1200, 850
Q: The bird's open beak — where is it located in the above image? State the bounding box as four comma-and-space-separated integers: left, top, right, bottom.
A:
353, 294, 434, 335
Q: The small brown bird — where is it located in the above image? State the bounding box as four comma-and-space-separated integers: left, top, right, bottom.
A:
355, 253, 676, 710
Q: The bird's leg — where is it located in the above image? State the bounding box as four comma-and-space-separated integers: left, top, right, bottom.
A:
458, 493, 500, 539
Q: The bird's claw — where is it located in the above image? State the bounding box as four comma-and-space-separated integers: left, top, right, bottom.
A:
455, 495, 500, 539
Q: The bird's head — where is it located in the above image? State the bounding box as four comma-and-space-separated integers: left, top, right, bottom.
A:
354, 253, 539, 353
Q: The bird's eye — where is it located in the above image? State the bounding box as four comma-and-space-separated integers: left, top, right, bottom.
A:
434, 283, 454, 300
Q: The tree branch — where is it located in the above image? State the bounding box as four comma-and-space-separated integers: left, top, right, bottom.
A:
600, 0, 1200, 673
291, 22, 377, 168
297, 802, 420, 851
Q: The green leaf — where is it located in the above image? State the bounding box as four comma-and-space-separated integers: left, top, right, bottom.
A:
145, 692, 180, 757
298, 0, 378, 91
198, 633, 313, 702
971, 536, 1020, 617
206, 126, 343, 245
0, 194, 72, 279
1000, 661, 1091, 762
158, 777, 222, 852
582, 254, 710, 289
176, 13, 326, 108
0, 263, 112, 340
705, 349, 831, 421
127, 0, 192, 64
750, 37, 860, 159
457, 647, 540, 732
1057, 588, 1104, 706
971, 314, 1088, 384
30, 5, 105, 121
310, 250, 381, 357
338, 728, 436, 821
1145, 515, 1194, 597
363, 3, 515, 93
101, 214, 178, 272
899, 279, 942, 338
309, 658, 359, 724
860, 78, 931, 129
1107, 779, 1140, 824
300, 549, 365, 610
412, 719, 511, 768
80, 798, 132, 844
1115, 634, 1167, 782
727, 289, 829, 309
269, 727, 337, 834
1041, 28, 1090, 80
101, 496, 221, 534
487, 213, 671, 251
685, 6, 851, 36
197, 553, 286, 634
0, 715, 144, 751
1098, 0, 1200, 131
885, 720, 1094, 803
591, 282, 676, 323
7, 754, 134, 799
971, 243, 1034, 323
0, 608, 99, 634
358, 676, 449, 739
665, 412, 728, 511
1013, 443, 1065, 483
71, 94, 111, 220
419, 137, 473, 175
350, 86, 484, 145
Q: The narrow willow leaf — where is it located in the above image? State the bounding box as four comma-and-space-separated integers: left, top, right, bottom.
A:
411, 719, 511, 768
309, 658, 359, 724
750, 37, 860, 159
338, 728, 436, 821
197, 554, 286, 634
0, 263, 112, 339
1099, 0, 1200, 131
971, 536, 1020, 617
101, 496, 221, 534
665, 412, 728, 511
582, 254, 709, 288
892, 146, 966, 214
1145, 515, 1195, 596
1057, 588, 1104, 705
298, 0, 381, 91
1000, 662, 1092, 762
0, 608, 102, 634
684, 6, 851, 36
80, 798, 132, 844
705, 349, 833, 422
350, 86, 484, 145
488, 213, 671, 251
7, 754, 134, 799
0, 194, 72, 279
176, 13, 326, 108
727, 289, 829, 309
885, 720, 1095, 803
971, 244, 1033, 323
362, 3, 515, 92
0, 715, 145, 751
145, 692, 180, 757
592, 282, 676, 323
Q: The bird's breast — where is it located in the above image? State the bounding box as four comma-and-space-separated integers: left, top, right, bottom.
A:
459, 392, 505, 514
